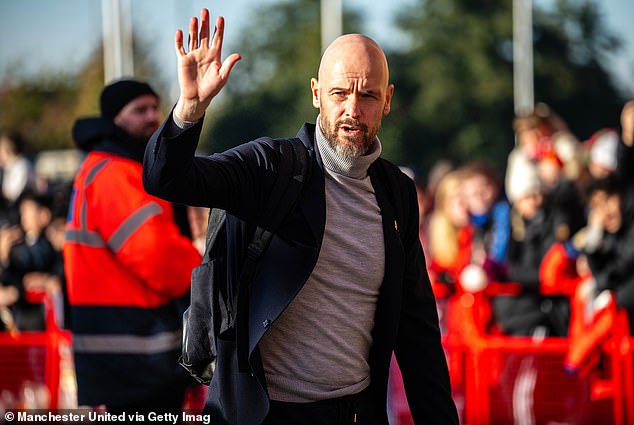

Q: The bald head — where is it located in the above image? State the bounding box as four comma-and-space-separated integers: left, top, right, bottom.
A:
311, 34, 394, 160
318, 34, 390, 87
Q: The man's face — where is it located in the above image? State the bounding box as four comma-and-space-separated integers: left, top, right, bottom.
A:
311, 36, 393, 160
113, 94, 161, 141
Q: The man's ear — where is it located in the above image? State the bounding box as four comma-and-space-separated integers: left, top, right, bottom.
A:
311, 78, 320, 109
383, 84, 395, 116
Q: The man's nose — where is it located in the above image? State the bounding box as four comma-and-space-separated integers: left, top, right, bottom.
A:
344, 95, 361, 118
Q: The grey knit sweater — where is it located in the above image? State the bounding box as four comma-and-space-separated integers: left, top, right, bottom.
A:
259, 120, 385, 402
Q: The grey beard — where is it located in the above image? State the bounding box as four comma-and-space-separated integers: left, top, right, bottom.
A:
327, 137, 371, 161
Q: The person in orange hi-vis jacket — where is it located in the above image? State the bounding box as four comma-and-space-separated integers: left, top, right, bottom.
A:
63, 80, 201, 414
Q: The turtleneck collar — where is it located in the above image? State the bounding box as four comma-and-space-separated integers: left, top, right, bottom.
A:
315, 116, 382, 179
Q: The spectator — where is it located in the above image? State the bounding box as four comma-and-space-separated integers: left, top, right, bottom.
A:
142, 10, 458, 425
63, 79, 201, 413
427, 170, 473, 287
460, 160, 510, 280
0, 131, 37, 225
574, 175, 634, 325
22, 184, 72, 329
587, 129, 619, 180
564, 174, 634, 374
505, 103, 568, 201
0, 190, 56, 331
494, 161, 573, 337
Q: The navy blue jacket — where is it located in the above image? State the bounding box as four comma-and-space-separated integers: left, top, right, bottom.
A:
142, 114, 458, 425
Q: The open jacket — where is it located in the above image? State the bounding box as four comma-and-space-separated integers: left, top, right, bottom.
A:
143, 114, 458, 425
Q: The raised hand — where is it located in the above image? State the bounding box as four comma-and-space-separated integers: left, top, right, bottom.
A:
174, 9, 241, 122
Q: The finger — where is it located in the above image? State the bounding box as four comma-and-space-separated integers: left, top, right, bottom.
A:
199, 8, 210, 49
210, 16, 225, 57
174, 29, 186, 56
188, 16, 199, 51
219, 53, 242, 80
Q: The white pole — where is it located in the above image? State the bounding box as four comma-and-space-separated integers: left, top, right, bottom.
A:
321, 0, 343, 53
513, 0, 534, 116
102, 0, 134, 84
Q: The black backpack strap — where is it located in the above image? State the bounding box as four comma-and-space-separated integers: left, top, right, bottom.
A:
244, 138, 307, 258
235, 137, 309, 371
242, 137, 308, 267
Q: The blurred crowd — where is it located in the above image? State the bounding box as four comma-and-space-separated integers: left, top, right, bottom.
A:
0, 131, 72, 333
413, 100, 634, 373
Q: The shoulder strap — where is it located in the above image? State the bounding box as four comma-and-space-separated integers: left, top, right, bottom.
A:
235, 137, 309, 371
201, 137, 308, 264
248, 137, 309, 256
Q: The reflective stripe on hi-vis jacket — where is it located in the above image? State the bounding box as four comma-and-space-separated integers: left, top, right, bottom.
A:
65, 201, 163, 252
64, 151, 200, 309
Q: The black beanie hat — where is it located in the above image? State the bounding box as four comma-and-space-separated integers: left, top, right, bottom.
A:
100, 79, 158, 120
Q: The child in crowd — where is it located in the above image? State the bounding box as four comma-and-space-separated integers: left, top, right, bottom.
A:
0, 190, 56, 331
460, 161, 510, 282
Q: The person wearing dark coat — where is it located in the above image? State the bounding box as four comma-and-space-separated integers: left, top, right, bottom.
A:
64, 79, 201, 412
579, 175, 634, 325
143, 9, 458, 425
494, 162, 580, 337
0, 190, 56, 331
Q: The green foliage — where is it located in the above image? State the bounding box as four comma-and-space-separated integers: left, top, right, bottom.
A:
0, 74, 81, 152
0, 32, 171, 155
386, 0, 625, 177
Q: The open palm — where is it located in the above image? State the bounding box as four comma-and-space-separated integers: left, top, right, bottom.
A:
174, 9, 241, 122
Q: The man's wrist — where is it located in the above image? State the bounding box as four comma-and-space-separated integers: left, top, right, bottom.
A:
173, 110, 200, 130
174, 98, 206, 124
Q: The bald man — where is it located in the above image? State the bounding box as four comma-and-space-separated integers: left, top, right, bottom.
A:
143, 9, 458, 425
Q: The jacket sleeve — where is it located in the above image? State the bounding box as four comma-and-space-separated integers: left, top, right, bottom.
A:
393, 176, 460, 425
90, 161, 201, 299
143, 112, 283, 223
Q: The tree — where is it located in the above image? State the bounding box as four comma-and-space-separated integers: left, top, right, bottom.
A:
201, 0, 361, 153
0, 34, 169, 154
386, 0, 626, 175
0, 74, 82, 152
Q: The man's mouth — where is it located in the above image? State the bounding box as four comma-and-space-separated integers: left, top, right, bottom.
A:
339, 124, 362, 136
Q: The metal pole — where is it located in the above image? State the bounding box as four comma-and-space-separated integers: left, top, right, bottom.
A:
321, 0, 343, 52
102, 0, 134, 84
513, 0, 534, 116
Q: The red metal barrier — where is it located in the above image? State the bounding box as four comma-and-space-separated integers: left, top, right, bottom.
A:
0, 291, 74, 410
388, 281, 633, 425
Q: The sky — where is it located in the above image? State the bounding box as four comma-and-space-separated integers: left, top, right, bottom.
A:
0, 0, 632, 100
